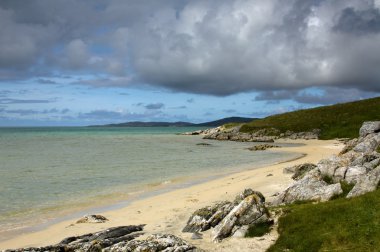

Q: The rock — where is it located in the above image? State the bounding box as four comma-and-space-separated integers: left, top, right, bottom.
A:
247, 144, 280, 151
211, 192, 270, 242
6, 225, 145, 252
359, 121, 380, 137
272, 169, 343, 205
182, 201, 234, 233
104, 233, 203, 252
317, 156, 342, 178
196, 143, 212, 146
354, 135, 380, 154
232, 225, 249, 238
347, 165, 380, 198
344, 166, 368, 184
339, 138, 359, 155
76, 214, 109, 224
283, 163, 317, 180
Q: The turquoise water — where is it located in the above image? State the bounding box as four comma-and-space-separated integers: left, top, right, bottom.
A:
0, 127, 299, 237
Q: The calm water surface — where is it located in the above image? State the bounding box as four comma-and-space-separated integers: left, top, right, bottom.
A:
0, 127, 300, 238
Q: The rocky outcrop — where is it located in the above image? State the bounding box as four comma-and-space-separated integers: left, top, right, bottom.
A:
182, 201, 234, 233
347, 166, 380, 198
183, 189, 271, 243
104, 234, 203, 252
76, 214, 109, 224
5, 225, 202, 252
247, 144, 280, 151
183, 125, 321, 142
279, 129, 321, 140
273, 122, 380, 204
273, 169, 343, 205
359, 121, 380, 137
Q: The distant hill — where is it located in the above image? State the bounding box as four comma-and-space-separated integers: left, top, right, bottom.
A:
92, 117, 255, 128
196, 117, 256, 127
240, 96, 380, 139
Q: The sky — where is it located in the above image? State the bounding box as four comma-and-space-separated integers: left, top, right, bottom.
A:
1, 0, 380, 126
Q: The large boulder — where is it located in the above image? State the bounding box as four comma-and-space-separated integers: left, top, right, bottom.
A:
353, 134, 380, 154
272, 169, 343, 205
182, 201, 234, 233
211, 192, 270, 242
104, 234, 203, 252
183, 189, 270, 243
347, 166, 380, 198
359, 121, 380, 137
6, 225, 145, 252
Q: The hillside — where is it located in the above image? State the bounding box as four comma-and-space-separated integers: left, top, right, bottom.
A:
240, 97, 380, 139
93, 117, 255, 128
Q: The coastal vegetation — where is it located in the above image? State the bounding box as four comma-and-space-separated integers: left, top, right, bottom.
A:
268, 188, 380, 251
240, 96, 380, 139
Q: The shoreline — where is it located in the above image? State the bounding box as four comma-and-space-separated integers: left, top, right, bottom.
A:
0, 139, 343, 251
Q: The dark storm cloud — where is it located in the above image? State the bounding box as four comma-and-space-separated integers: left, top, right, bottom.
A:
334, 7, 380, 35
1, 0, 380, 98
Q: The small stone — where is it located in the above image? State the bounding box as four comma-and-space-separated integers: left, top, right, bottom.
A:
76, 214, 109, 224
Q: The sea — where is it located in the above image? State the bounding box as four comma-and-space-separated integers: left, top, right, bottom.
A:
0, 126, 301, 240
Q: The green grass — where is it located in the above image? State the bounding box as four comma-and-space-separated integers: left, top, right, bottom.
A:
245, 221, 273, 238
268, 189, 380, 252
240, 97, 380, 139
322, 175, 334, 184
377, 146, 380, 153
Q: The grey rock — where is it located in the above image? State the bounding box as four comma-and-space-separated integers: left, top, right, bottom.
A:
359, 121, 380, 137
272, 169, 343, 205
104, 234, 203, 252
212, 193, 269, 242
6, 225, 145, 252
353, 134, 380, 154
231, 225, 249, 238
344, 166, 368, 184
347, 165, 380, 198
317, 156, 342, 178
182, 201, 233, 233
76, 214, 109, 224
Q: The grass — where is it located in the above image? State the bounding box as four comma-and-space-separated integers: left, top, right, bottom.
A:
245, 221, 273, 237
377, 146, 380, 153
239, 96, 380, 139
268, 189, 380, 252
322, 175, 334, 184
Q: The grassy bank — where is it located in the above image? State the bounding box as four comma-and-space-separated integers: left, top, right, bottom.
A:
240, 97, 380, 139
268, 189, 380, 251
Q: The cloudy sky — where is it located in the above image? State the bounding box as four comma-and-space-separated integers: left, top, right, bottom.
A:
1, 0, 380, 126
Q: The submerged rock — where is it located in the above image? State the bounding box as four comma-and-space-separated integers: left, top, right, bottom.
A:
247, 144, 280, 151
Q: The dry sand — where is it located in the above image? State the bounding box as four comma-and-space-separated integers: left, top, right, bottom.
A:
0, 139, 343, 251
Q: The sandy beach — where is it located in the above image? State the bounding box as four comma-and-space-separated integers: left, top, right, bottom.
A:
0, 139, 343, 251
